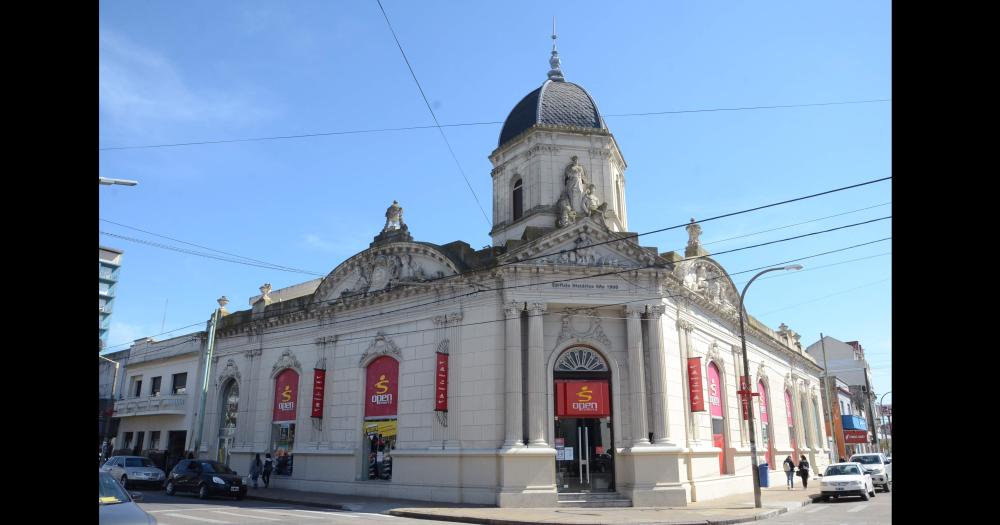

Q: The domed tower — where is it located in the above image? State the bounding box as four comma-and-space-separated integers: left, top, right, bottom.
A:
489, 34, 628, 247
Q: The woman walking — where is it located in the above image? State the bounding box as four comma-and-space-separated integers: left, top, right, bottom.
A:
249, 453, 262, 489
262, 453, 274, 488
797, 454, 811, 489
782, 455, 796, 489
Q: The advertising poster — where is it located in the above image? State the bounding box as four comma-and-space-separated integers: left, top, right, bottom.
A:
272, 369, 299, 422
365, 356, 399, 417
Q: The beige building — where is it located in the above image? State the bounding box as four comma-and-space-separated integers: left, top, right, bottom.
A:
167, 48, 832, 507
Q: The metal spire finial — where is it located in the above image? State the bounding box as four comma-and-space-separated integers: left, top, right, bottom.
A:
547, 17, 564, 81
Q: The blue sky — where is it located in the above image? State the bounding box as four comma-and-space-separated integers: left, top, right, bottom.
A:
99, 1, 891, 403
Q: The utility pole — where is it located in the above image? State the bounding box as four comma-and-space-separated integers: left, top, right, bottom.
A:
192, 296, 229, 456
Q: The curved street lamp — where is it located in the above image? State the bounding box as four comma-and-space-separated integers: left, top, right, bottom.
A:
738, 264, 803, 508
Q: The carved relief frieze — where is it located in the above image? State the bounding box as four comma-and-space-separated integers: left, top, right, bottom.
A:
271, 349, 302, 376
554, 308, 612, 349
358, 331, 403, 366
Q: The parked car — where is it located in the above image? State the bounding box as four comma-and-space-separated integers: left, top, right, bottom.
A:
99, 471, 157, 525
849, 453, 892, 492
101, 456, 167, 490
818, 462, 876, 501
165, 459, 247, 500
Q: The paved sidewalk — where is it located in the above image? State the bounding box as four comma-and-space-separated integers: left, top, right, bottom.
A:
245, 483, 819, 524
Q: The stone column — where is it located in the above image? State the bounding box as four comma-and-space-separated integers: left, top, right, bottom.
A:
527, 302, 548, 447
646, 305, 673, 445
792, 383, 808, 450
676, 319, 696, 446
503, 301, 525, 448
625, 306, 649, 446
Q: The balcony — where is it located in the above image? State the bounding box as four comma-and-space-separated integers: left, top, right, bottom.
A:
114, 394, 188, 417
842, 414, 868, 431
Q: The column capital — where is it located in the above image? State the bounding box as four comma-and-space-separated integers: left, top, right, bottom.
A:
676, 318, 694, 332
504, 301, 523, 318
647, 304, 665, 318
433, 312, 464, 327
624, 305, 643, 318
527, 302, 547, 314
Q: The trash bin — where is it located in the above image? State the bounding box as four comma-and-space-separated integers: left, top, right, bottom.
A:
758, 463, 770, 487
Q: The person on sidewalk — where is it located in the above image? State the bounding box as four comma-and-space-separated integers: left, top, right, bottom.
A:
797, 455, 810, 489
262, 453, 274, 488
782, 456, 796, 489
249, 453, 262, 489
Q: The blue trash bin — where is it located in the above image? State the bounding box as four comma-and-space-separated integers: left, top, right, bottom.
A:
758, 463, 769, 487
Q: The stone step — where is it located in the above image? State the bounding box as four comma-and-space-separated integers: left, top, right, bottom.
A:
557, 492, 632, 508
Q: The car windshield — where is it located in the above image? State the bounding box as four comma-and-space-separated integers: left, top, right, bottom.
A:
198, 461, 234, 474
125, 457, 155, 468
851, 456, 881, 464
825, 465, 861, 476
99, 473, 130, 505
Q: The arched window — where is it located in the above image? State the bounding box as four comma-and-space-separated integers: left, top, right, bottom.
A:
217, 379, 238, 464
512, 179, 523, 220
707, 362, 728, 474
784, 389, 797, 459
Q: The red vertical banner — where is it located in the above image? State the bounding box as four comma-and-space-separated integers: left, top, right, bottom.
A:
688, 357, 705, 412
435, 352, 449, 412
365, 356, 399, 417
739, 376, 751, 420
273, 369, 299, 422
311, 369, 326, 418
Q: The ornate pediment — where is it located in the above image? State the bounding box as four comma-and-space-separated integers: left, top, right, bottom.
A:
271, 349, 302, 377
312, 243, 461, 304
217, 359, 241, 385
509, 220, 657, 269
674, 257, 739, 314
358, 331, 403, 366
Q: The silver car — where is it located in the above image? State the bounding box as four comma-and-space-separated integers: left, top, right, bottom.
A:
101, 456, 166, 490
99, 471, 157, 525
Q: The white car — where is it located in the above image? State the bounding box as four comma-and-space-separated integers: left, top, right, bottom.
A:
101, 455, 166, 490
819, 462, 876, 501
850, 453, 892, 492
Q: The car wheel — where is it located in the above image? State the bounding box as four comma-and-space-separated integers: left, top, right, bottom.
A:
165, 481, 176, 496
198, 484, 208, 500
861, 489, 870, 501
236, 493, 245, 501
120, 475, 129, 490
883, 482, 890, 493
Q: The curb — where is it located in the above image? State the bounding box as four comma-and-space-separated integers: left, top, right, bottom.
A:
244, 493, 345, 510
389, 498, 813, 525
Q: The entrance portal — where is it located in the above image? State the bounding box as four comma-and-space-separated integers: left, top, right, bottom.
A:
553, 347, 614, 493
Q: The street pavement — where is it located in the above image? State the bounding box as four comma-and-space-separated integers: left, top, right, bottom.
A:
757, 489, 891, 524
137, 491, 459, 525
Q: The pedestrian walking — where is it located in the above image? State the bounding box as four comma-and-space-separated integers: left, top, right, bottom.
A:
782, 455, 796, 489
797, 455, 810, 489
249, 453, 262, 489
262, 453, 274, 488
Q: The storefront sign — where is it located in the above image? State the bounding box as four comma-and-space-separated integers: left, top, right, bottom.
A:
688, 357, 705, 412
311, 369, 326, 419
556, 380, 610, 417
844, 429, 869, 444
435, 352, 448, 412
365, 356, 399, 417
272, 369, 299, 422
708, 364, 724, 418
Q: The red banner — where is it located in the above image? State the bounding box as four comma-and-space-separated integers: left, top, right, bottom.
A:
844, 429, 869, 444
688, 357, 705, 412
556, 380, 610, 417
757, 381, 769, 424
784, 390, 794, 426
365, 356, 399, 417
435, 352, 448, 412
273, 369, 299, 422
311, 369, 326, 418
739, 376, 751, 420
708, 363, 723, 418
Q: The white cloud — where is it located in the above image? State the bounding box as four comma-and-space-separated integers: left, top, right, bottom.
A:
99, 29, 276, 133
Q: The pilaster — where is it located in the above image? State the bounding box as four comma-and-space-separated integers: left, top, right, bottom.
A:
625, 306, 649, 446
503, 301, 525, 448
527, 302, 547, 447
646, 305, 674, 446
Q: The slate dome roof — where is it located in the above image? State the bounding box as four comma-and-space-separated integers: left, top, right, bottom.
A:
498, 79, 607, 148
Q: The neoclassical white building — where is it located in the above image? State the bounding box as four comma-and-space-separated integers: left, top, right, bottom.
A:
184, 46, 832, 507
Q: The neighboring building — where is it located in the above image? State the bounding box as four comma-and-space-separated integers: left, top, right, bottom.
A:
806, 336, 881, 457
99, 246, 124, 349
164, 46, 834, 508
112, 334, 208, 475
99, 348, 129, 455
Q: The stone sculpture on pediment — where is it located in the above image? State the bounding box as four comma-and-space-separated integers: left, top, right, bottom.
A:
556, 156, 609, 228
383, 200, 405, 232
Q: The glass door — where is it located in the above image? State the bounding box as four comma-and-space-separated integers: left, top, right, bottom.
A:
555, 417, 613, 492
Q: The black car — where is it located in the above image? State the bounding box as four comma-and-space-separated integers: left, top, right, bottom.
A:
165, 459, 247, 500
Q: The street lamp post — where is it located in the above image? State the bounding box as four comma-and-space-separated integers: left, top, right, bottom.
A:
737, 264, 802, 508
879, 391, 892, 454
99, 177, 139, 186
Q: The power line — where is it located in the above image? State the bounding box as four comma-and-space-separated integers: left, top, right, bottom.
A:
375, 0, 491, 227
97, 99, 891, 152
755, 277, 892, 316
101, 322, 207, 352
99, 218, 323, 275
